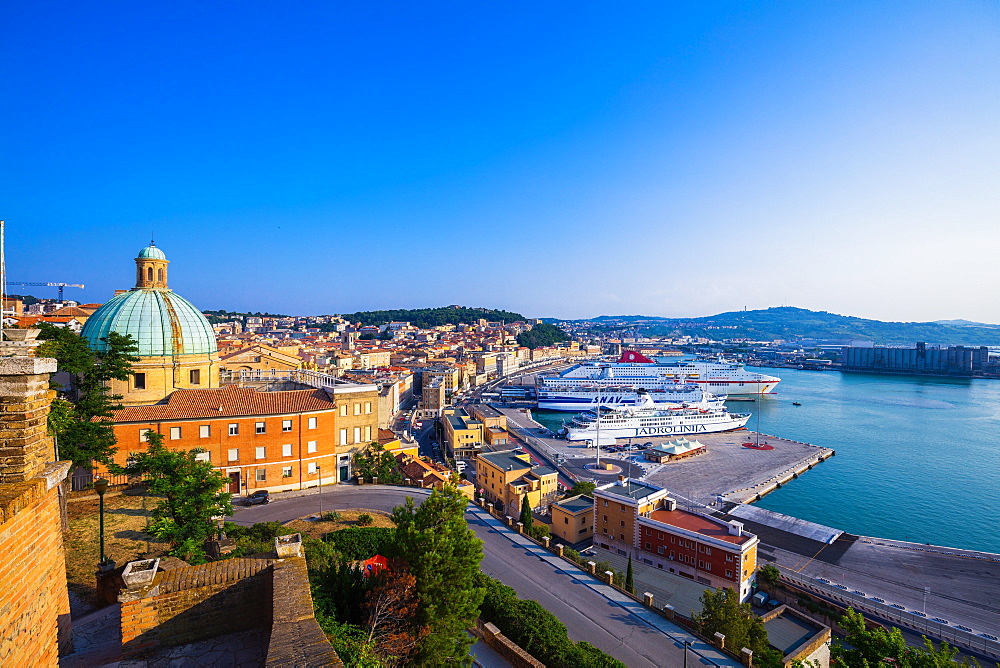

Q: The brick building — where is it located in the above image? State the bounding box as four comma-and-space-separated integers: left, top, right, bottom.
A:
106, 383, 379, 493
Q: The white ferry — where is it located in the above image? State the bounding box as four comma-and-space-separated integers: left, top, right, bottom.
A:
563, 396, 751, 443
539, 351, 780, 396
537, 383, 725, 411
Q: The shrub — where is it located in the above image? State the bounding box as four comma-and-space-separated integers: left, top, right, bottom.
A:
320, 510, 342, 522
356, 513, 374, 527
528, 524, 551, 541
324, 527, 396, 560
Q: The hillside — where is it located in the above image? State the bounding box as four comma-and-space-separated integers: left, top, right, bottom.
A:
341, 306, 526, 329
559, 307, 1000, 346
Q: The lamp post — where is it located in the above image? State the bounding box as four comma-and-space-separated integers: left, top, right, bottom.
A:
94, 477, 111, 569
317, 465, 323, 515
683, 640, 691, 668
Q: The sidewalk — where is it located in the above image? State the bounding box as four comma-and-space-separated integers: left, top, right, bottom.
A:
465, 505, 742, 667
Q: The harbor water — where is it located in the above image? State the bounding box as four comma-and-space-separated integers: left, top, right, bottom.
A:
532, 367, 1000, 554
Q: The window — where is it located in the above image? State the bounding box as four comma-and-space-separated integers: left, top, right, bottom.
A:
644, 542, 651, 550
282, 419, 293, 432
657, 531, 664, 539
139, 428, 151, 442
194, 451, 210, 462
134, 373, 146, 389
603, 500, 608, 507
705, 547, 712, 556
353, 427, 361, 443
199, 425, 210, 438
256, 446, 265, 459
364, 426, 371, 441
146, 267, 153, 281
726, 570, 734, 578
657, 546, 664, 555
354, 403, 361, 416
157, 268, 164, 283
619, 520, 625, 527
705, 563, 711, 571
256, 422, 266, 434
671, 536, 676, 544
228, 448, 239, 462
282, 466, 293, 478
169, 426, 181, 440
282, 443, 292, 457
339, 429, 348, 445
307, 440, 317, 454
308, 417, 317, 429
339, 405, 347, 417
564, 517, 569, 524
364, 402, 372, 414
698, 560, 704, 569
256, 468, 266, 482
602, 515, 608, 522
308, 462, 317, 474
189, 369, 201, 385
228, 423, 239, 436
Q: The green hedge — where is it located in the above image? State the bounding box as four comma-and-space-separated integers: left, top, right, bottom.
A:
475, 572, 625, 668
324, 526, 397, 560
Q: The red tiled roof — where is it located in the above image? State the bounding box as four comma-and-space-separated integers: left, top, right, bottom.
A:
112, 385, 337, 422
649, 509, 752, 545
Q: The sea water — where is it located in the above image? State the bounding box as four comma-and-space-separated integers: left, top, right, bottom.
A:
530, 368, 1000, 553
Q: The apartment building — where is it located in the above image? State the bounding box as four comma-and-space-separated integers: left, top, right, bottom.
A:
476, 449, 559, 514
550, 494, 594, 546
593, 477, 759, 601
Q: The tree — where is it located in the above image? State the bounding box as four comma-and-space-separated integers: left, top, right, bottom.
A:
353, 442, 403, 484
625, 555, 635, 595
517, 323, 570, 350
520, 495, 534, 533
392, 485, 484, 665
694, 588, 779, 663
363, 561, 428, 664
37, 325, 140, 467
832, 608, 967, 667
564, 481, 595, 498
121, 433, 233, 561
758, 564, 781, 588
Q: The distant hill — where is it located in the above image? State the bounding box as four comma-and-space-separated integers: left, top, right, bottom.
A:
557, 307, 1000, 346
341, 306, 526, 329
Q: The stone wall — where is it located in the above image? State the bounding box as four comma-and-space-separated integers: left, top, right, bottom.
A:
119, 558, 273, 657
0, 353, 73, 665
266, 558, 344, 667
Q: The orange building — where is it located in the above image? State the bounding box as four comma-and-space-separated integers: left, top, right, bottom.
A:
594, 477, 759, 601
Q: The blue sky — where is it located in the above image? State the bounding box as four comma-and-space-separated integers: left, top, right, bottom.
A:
3, 2, 998, 321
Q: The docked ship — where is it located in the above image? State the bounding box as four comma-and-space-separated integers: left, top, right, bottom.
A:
563, 395, 751, 443
536, 382, 725, 411
538, 351, 780, 397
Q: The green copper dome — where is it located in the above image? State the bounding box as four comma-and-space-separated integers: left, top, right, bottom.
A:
137, 244, 167, 260
81, 289, 217, 357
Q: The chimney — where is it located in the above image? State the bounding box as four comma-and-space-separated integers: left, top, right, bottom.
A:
729, 521, 744, 537
617, 474, 627, 484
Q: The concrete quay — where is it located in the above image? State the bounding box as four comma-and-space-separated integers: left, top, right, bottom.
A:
496, 406, 834, 509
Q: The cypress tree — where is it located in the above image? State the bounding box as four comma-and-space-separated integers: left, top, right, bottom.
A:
625, 555, 635, 594
520, 495, 534, 533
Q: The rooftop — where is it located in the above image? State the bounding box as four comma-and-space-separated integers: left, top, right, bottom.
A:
553, 494, 594, 513
112, 385, 338, 422
478, 450, 532, 472
596, 478, 667, 502
763, 612, 823, 655
648, 509, 754, 545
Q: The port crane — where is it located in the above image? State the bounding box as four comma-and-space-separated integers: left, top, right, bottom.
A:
5, 282, 85, 301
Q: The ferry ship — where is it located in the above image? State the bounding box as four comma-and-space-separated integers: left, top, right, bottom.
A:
538, 351, 780, 397
537, 383, 725, 411
563, 395, 751, 443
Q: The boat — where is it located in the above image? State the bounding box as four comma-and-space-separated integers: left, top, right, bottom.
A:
563, 394, 751, 443
537, 350, 780, 398
536, 382, 725, 412
792, 401, 801, 406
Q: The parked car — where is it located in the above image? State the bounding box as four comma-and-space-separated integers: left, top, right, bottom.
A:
954, 625, 973, 633
244, 490, 270, 506
889, 604, 905, 611
979, 633, 998, 641
930, 617, 950, 625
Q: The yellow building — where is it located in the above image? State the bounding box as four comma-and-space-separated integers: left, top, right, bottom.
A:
440, 407, 484, 458
220, 344, 302, 372
592, 477, 671, 553
476, 449, 558, 515
80, 244, 221, 405
550, 494, 594, 546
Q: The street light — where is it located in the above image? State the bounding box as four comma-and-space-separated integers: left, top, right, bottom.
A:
317, 465, 323, 515
683, 640, 691, 668
94, 477, 113, 569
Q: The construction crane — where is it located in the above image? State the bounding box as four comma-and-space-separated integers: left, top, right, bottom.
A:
5, 282, 85, 301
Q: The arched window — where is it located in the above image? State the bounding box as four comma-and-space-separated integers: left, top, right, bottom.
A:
157, 268, 164, 283
147, 267, 153, 281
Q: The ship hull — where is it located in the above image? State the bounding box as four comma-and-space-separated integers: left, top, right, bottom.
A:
566, 413, 750, 441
